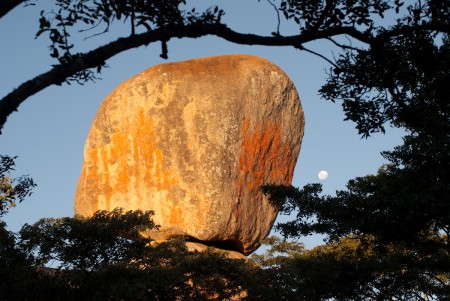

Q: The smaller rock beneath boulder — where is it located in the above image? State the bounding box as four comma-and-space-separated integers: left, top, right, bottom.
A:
185, 242, 247, 259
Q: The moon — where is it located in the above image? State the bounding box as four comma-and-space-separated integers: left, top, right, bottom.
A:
318, 170, 328, 180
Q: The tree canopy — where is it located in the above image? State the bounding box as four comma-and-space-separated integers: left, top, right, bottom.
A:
261, 5, 450, 296
1, 208, 255, 300
1, 0, 449, 134
0, 155, 35, 218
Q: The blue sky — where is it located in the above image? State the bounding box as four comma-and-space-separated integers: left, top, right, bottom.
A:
1, 1, 404, 249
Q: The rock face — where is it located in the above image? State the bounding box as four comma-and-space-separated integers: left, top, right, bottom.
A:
74, 54, 304, 255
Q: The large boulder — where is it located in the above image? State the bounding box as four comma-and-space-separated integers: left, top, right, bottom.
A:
74, 54, 304, 255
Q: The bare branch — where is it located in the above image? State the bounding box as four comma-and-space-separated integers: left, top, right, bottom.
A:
0, 23, 371, 133
326, 37, 364, 52
266, 0, 281, 35
298, 45, 338, 67
0, 0, 28, 18
374, 22, 450, 43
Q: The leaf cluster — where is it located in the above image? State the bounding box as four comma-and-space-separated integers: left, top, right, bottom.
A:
1, 209, 258, 300
320, 4, 450, 137
19, 208, 158, 270
272, 236, 450, 300
0, 155, 36, 218
263, 159, 450, 299
34, 1, 224, 84
279, 0, 395, 32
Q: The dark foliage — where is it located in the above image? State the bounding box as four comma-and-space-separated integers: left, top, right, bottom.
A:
0, 155, 36, 218
263, 5, 450, 297
1, 208, 256, 301
1, 0, 449, 133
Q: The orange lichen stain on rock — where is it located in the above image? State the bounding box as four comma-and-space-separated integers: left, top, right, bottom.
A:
84, 108, 177, 213
108, 132, 129, 193
83, 147, 112, 212
169, 206, 184, 224
130, 109, 177, 191
237, 118, 295, 197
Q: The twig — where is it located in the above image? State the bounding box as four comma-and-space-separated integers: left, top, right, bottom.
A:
266, 0, 280, 35
298, 44, 338, 67
326, 37, 364, 52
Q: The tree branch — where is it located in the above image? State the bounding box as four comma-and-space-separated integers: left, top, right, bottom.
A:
0, 23, 373, 134
0, 0, 28, 18
374, 22, 450, 43
298, 45, 338, 67
326, 37, 364, 52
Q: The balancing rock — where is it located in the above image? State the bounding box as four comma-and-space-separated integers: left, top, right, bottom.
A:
74, 54, 304, 255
